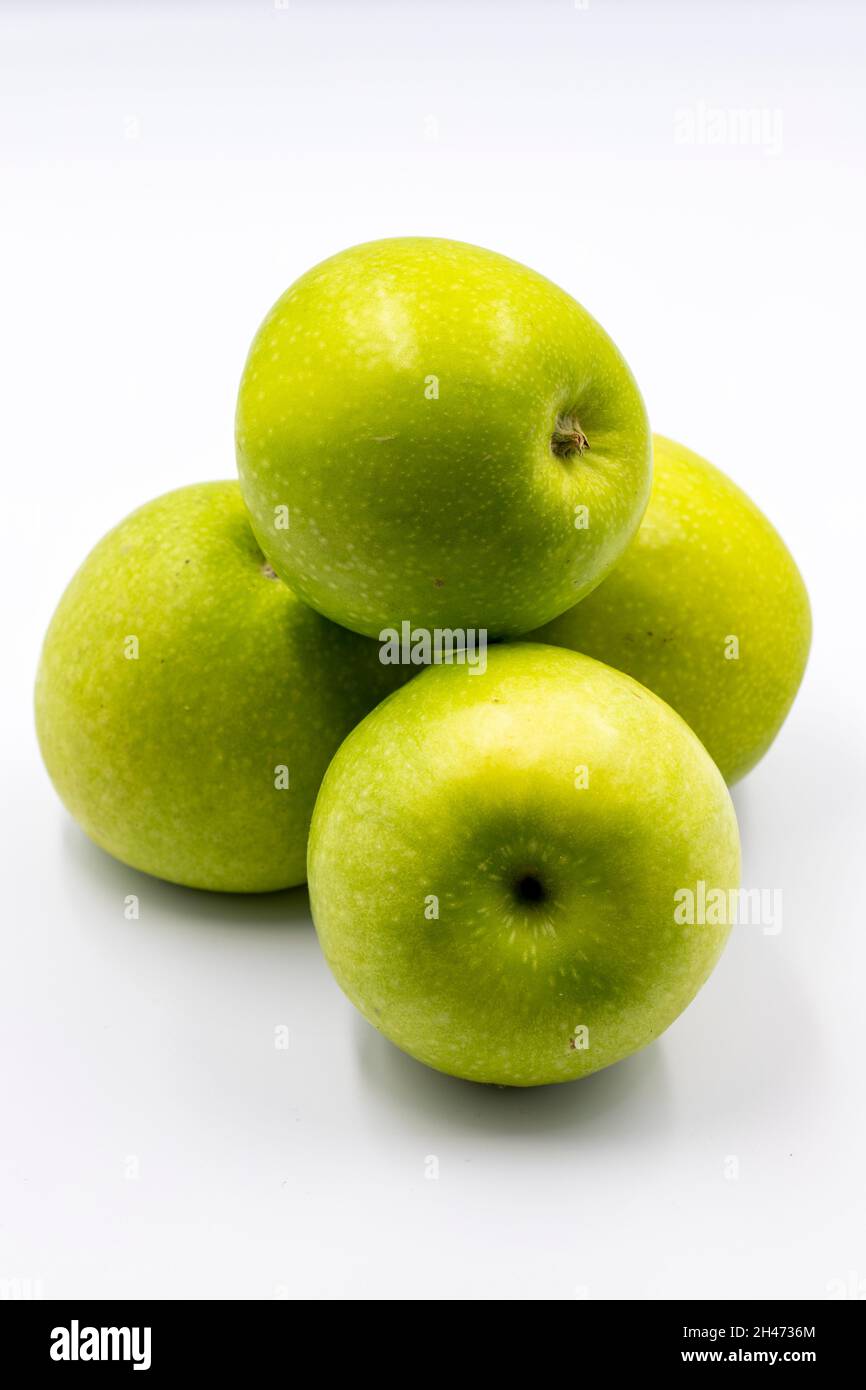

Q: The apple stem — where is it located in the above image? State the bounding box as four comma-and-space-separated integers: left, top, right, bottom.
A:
551, 414, 590, 459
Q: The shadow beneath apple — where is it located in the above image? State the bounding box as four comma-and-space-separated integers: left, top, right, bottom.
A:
728, 777, 753, 835
351, 1011, 674, 1140
690, 909, 822, 1127
61, 819, 310, 932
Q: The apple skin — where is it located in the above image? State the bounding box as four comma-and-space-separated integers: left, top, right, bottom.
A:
236, 237, 651, 639
526, 436, 811, 783
308, 644, 740, 1087
35, 482, 407, 892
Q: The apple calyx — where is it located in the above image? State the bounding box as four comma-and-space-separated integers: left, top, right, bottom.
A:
551, 414, 590, 459
514, 873, 546, 905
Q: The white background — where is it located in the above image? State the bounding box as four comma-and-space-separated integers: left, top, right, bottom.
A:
2, 0, 865, 1300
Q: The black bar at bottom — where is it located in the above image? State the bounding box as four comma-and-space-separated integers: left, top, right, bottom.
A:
1, 1298, 857, 1374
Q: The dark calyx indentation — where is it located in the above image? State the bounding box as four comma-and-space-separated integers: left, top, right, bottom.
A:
514, 873, 546, 905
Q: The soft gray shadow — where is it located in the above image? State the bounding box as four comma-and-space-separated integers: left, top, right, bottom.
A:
61, 819, 311, 932
731, 704, 865, 848
351, 1011, 674, 1140
695, 923, 822, 1124
728, 775, 754, 839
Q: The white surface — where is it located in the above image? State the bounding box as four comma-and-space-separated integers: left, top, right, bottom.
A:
1, 0, 865, 1301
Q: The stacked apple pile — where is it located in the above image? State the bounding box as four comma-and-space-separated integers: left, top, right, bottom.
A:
36, 239, 810, 1087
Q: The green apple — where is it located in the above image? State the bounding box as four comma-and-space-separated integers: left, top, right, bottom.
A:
236, 237, 651, 639
35, 482, 405, 892
308, 644, 740, 1087
527, 435, 811, 783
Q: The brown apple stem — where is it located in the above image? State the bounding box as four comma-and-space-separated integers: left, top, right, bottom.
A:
551, 414, 590, 459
